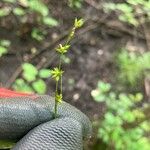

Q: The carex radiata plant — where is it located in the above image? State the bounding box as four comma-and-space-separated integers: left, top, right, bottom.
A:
51, 18, 84, 118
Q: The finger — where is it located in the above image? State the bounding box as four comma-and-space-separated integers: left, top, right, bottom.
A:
12, 118, 83, 150
0, 96, 53, 140
0, 95, 92, 140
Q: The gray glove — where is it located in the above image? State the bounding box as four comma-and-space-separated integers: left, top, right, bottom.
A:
0, 95, 92, 150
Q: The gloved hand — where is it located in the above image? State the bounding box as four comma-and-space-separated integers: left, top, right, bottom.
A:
0, 88, 92, 150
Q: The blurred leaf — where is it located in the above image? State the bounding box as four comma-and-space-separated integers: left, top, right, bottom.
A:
13, 79, 33, 92
132, 109, 145, 119
0, 7, 11, 17
91, 89, 106, 102
23, 72, 36, 82
105, 113, 116, 125
135, 93, 143, 102
13, 7, 25, 16
3, 0, 16, 3
31, 28, 45, 41
116, 3, 133, 12
117, 50, 150, 86
140, 121, 150, 132
119, 13, 138, 26
68, 0, 83, 9
0, 40, 11, 47
28, 0, 49, 16
103, 3, 117, 11
22, 63, 38, 74
22, 63, 38, 82
122, 111, 135, 123
0, 46, 7, 57
111, 127, 122, 141
39, 69, 51, 78
43, 17, 58, 27
18, 0, 28, 7
127, 0, 144, 5
32, 79, 46, 94
97, 81, 111, 92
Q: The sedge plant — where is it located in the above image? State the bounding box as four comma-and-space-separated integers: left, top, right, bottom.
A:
51, 18, 84, 118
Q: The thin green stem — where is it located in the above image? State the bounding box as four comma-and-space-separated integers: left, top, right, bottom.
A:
53, 19, 83, 118
54, 80, 58, 118
54, 54, 63, 118
59, 54, 63, 95
54, 101, 58, 118
60, 74, 63, 95
58, 54, 62, 70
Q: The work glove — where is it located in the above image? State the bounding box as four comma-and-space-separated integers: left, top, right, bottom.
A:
0, 88, 92, 150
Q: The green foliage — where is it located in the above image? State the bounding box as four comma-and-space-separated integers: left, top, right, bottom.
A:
0, 40, 11, 57
3, 0, 16, 3
13, 7, 25, 16
31, 28, 46, 41
22, 63, 38, 82
43, 17, 58, 27
91, 81, 111, 102
39, 69, 51, 78
116, 49, 150, 86
28, 0, 49, 17
13, 79, 33, 93
92, 81, 150, 150
103, 0, 150, 26
32, 79, 46, 94
0, 7, 11, 17
68, 0, 83, 9
13, 63, 51, 94
0, 47, 7, 57
1, 0, 58, 41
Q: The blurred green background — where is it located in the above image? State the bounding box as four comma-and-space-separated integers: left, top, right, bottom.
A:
0, 0, 150, 149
